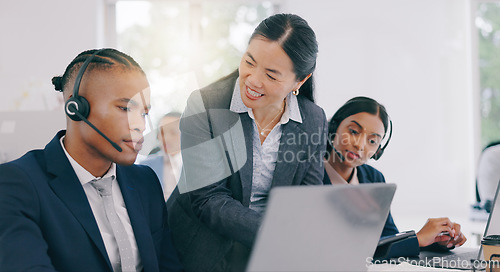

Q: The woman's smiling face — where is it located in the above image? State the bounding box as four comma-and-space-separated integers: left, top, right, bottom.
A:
238, 36, 302, 112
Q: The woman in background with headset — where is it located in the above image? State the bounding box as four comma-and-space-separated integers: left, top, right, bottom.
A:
324, 96, 467, 256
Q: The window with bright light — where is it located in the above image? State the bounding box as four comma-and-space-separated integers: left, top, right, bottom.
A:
115, 1, 276, 124
475, 2, 500, 148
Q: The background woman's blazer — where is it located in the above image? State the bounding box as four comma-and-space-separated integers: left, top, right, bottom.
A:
167, 71, 328, 271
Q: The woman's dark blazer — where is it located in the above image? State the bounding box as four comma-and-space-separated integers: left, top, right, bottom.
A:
167, 71, 328, 271
322, 164, 399, 237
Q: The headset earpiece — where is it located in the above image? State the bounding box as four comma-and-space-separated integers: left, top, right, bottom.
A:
65, 49, 102, 122
370, 119, 392, 161
371, 146, 384, 160
60, 49, 123, 152
65, 96, 90, 121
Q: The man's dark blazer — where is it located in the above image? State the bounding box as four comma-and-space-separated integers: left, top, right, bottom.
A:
167, 71, 328, 271
0, 130, 183, 271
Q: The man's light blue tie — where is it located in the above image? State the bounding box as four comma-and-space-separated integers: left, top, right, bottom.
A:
91, 176, 135, 272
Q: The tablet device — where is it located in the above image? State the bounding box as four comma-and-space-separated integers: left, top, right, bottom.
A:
378, 230, 416, 246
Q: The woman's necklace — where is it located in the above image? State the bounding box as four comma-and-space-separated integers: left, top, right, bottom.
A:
255, 103, 285, 137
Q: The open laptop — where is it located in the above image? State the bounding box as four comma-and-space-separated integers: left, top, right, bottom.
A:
246, 183, 397, 272
418, 179, 500, 270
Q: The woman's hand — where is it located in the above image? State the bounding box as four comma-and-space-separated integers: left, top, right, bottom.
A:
416, 217, 467, 248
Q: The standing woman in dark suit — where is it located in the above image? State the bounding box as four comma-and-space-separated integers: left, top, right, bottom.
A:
324, 96, 467, 257
167, 13, 327, 271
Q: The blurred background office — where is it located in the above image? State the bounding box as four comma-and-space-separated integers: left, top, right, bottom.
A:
1, 0, 500, 245
137, 112, 183, 201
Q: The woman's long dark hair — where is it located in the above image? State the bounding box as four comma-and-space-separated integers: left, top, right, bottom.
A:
250, 13, 318, 102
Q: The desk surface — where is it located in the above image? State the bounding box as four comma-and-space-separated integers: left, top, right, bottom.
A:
368, 247, 480, 272
369, 262, 466, 271
395, 211, 488, 246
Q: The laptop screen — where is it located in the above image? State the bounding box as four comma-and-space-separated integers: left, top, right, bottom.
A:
247, 183, 396, 272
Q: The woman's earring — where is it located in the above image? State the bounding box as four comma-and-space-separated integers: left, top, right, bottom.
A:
292, 88, 299, 96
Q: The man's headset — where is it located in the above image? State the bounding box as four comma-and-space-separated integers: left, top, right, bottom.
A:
328, 114, 393, 161
65, 49, 123, 152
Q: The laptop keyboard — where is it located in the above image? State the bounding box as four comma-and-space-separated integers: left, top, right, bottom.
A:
417, 249, 481, 270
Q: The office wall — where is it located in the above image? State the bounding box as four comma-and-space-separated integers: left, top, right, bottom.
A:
0, 0, 104, 111
0, 0, 105, 160
1, 0, 475, 229
282, 0, 475, 228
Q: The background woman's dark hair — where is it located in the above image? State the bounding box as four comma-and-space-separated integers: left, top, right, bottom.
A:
250, 13, 318, 102
51, 48, 145, 93
326, 96, 390, 155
